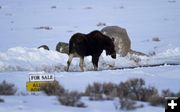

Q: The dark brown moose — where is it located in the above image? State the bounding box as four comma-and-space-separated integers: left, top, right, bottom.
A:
66, 30, 116, 72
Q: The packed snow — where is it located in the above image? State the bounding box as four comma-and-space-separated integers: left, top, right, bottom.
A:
0, 0, 180, 112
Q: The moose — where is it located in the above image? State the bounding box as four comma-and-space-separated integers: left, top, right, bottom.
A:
66, 30, 116, 72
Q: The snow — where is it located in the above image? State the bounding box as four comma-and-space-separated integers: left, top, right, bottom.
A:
0, 96, 164, 112
0, 0, 180, 112
0, 0, 180, 52
0, 46, 180, 72
1, 65, 180, 94
0, 65, 180, 112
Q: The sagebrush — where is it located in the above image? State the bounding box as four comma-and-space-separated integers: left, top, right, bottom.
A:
0, 80, 17, 95
58, 91, 86, 107
40, 80, 65, 96
85, 82, 117, 100
0, 98, 4, 103
41, 80, 85, 107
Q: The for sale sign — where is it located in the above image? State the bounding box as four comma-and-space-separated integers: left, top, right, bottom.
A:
26, 81, 47, 91
26, 72, 55, 92
29, 72, 55, 82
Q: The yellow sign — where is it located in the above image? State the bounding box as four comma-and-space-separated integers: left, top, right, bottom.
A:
26, 81, 48, 92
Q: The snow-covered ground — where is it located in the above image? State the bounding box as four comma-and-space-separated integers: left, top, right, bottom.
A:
1, 65, 180, 94
0, 96, 163, 112
0, 0, 180, 112
1, 65, 180, 112
1, 47, 180, 72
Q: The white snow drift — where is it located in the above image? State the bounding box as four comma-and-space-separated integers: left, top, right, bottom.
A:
0, 47, 180, 72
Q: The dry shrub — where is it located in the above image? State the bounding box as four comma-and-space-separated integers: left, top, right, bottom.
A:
148, 89, 178, 107
89, 94, 104, 101
103, 82, 117, 96
176, 91, 180, 97
148, 89, 180, 107
162, 89, 176, 97
102, 82, 118, 100
147, 89, 180, 107
0, 98, 4, 103
85, 82, 103, 100
84, 6, 93, 10
34, 26, 52, 30
141, 86, 158, 101
41, 81, 85, 107
0, 80, 17, 95
152, 37, 160, 42
51, 5, 56, 9
85, 82, 117, 100
148, 95, 165, 106
41, 80, 65, 96
117, 78, 159, 102
85, 82, 103, 95
85, 79, 158, 101
84, 79, 180, 108
119, 98, 143, 110
116, 82, 129, 98
58, 91, 86, 108
118, 78, 145, 100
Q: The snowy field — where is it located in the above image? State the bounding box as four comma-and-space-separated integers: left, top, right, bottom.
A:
0, 0, 180, 112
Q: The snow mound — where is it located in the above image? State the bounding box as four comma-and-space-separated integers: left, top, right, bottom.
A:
0, 47, 180, 72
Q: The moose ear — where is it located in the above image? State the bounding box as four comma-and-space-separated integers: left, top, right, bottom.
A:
111, 37, 115, 42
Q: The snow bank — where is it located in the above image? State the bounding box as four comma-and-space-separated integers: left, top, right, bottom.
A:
0, 47, 67, 72
0, 47, 180, 72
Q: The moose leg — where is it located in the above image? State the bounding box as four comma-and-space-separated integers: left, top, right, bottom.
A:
79, 56, 84, 72
66, 54, 74, 71
92, 56, 99, 71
